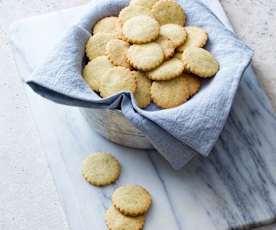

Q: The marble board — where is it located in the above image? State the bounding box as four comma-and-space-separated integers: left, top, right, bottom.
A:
9, 0, 276, 229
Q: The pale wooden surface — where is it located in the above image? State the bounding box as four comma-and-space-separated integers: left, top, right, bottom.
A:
0, 0, 275, 229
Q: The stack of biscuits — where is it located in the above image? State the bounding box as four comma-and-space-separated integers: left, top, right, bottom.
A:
106, 184, 152, 230
82, 152, 152, 230
83, 0, 219, 109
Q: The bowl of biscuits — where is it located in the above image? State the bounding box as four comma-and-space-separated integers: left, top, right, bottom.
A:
83, 0, 219, 109
80, 0, 219, 148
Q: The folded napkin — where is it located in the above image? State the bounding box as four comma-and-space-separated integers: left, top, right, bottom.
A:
27, 0, 253, 169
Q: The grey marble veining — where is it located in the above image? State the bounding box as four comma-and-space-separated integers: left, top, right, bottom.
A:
9, 1, 276, 230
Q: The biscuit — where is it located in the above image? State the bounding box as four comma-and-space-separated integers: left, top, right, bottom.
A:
106, 39, 131, 68
132, 71, 152, 108
174, 52, 183, 60
177, 26, 208, 52
130, 0, 159, 9
151, 76, 190, 109
156, 36, 175, 59
160, 24, 187, 47
147, 57, 184, 80
127, 43, 164, 71
81, 152, 121, 186
122, 15, 160, 44
182, 47, 219, 78
105, 206, 145, 230
100, 67, 136, 97
112, 185, 152, 216
119, 5, 153, 24
93, 17, 122, 37
182, 73, 201, 97
83, 56, 113, 92
86, 33, 116, 60
151, 0, 186, 26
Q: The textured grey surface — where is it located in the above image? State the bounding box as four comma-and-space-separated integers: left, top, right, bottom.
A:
27, 0, 252, 170
0, 0, 275, 229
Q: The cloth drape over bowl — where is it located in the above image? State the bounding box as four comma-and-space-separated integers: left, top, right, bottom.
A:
27, 0, 253, 169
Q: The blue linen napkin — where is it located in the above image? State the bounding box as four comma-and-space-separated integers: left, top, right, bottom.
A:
27, 0, 253, 169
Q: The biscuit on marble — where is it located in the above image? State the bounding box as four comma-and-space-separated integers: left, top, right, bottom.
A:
105, 206, 145, 230
82, 152, 121, 186
112, 185, 152, 216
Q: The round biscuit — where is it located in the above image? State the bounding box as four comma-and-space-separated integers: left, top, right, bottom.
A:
122, 15, 160, 44
151, 76, 190, 109
105, 206, 145, 230
119, 5, 153, 24
81, 152, 121, 186
174, 52, 183, 60
147, 57, 184, 80
156, 36, 175, 59
182, 47, 219, 78
130, 0, 159, 9
112, 185, 152, 216
132, 71, 152, 108
127, 42, 164, 71
99, 66, 136, 97
151, 0, 186, 26
177, 26, 208, 52
83, 56, 113, 92
92, 17, 122, 37
86, 33, 116, 60
182, 73, 201, 97
160, 24, 187, 47
106, 39, 131, 68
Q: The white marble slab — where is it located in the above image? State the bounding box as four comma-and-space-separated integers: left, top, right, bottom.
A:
9, 1, 276, 229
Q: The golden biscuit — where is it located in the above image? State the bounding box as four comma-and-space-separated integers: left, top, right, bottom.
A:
93, 17, 122, 37
130, 0, 159, 9
177, 26, 208, 52
151, 76, 190, 109
122, 15, 160, 44
174, 52, 183, 60
100, 67, 136, 97
112, 185, 152, 216
81, 152, 121, 186
151, 0, 186, 25
106, 39, 131, 68
147, 57, 184, 80
156, 36, 175, 59
182, 47, 219, 78
83, 56, 113, 92
182, 73, 201, 97
160, 24, 187, 47
133, 71, 152, 108
105, 206, 145, 230
127, 43, 164, 71
119, 5, 153, 24
86, 33, 115, 60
